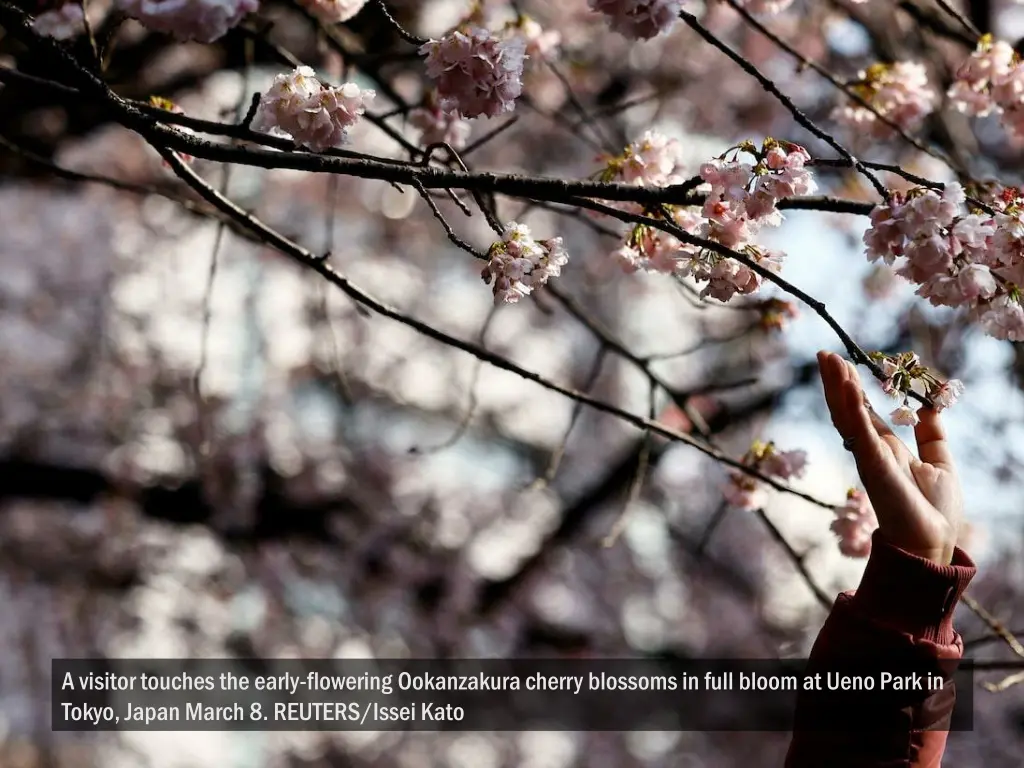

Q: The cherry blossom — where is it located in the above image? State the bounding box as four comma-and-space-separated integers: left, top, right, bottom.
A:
409, 93, 471, 150
295, 0, 367, 23
700, 139, 816, 230
722, 440, 808, 511
420, 27, 526, 119
602, 137, 816, 301
481, 223, 569, 305
508, 15, 561, 61
890, 403, 919, 427
601, 130, 687, 190
683, 139, 814, 298
870, 350, 965, 417
760, 448, 807, 480
587, 0, 683, 40
31, 2, 85, 40
598, 131, 693, 272
681, 244, 784, 302
932, 379, 965, 412
251, 67, 374, 153
722, 473, 768, 512
976, 294, 1024, 341
862, 181, 1024, 340
830, 489, 878, 558
116, 0, 258, 43
948, 35, 1024, 137
832, 61, 936, 138
948, 37, 1016, 116
615, 211, 702, 275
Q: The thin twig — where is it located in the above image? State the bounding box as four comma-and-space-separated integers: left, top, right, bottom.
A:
546, 283, 716, 438
462, 117, 519, 157
149, 143, 839, 509
755, 509, 833, 610
725, 0, 960, 173
375, 0, 427, 46
530, 347, 608, 490
983, 670, 1024, 693
545, 59, 619, 154
422, 142, 503, 234
678, 9, 888, 199
931, 0, 981, 39
194, 45, 255, 457
78, 0, 101, 70
239, 92, 261, 128
962, 595, 1024, 658
193, 203, 227, 458
603, 380, 657, 547
696, 501, 732, 555
317, 173, 356, 403
412, 180, 487, 259
412, 307, 498, 454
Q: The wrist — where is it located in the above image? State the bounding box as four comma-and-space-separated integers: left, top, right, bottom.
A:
853, 532, 976, 644
877, 523, 960, 567
896, 544, 954, 567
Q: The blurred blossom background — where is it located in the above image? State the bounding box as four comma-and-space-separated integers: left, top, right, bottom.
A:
0, 0, 1023, 766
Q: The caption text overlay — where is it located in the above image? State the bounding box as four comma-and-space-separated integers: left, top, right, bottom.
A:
53, 658, 973, 732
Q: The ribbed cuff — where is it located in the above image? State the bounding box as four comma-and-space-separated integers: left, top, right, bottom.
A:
850, 531, 977, 645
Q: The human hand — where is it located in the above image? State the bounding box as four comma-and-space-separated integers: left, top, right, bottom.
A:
817, 351, 963, 566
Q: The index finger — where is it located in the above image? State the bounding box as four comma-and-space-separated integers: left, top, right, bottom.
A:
818, 351, 852, 439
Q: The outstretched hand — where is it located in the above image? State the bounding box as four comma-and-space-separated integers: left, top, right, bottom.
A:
817, 351, 963, 566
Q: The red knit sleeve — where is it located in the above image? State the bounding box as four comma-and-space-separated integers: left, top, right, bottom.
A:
785, 531, 976, 768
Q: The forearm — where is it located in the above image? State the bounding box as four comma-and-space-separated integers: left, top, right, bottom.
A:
785, 532, 976, 768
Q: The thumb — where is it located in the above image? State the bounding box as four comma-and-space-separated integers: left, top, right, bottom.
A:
914, 407, 954, 468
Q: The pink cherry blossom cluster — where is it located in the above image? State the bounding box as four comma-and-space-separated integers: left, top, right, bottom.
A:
613, 212, 699, 276
251, 67, 374, 153
830, 488, 878, 558
588, 0, 682, 40
681, 139, 814, 301
116, 0, 258, 43
508, 14, 562, 62
31, 2, 84, 40
420, 27, 526, 119
481, 223, 569, 305
409, 92, 471, 150
600, 131, 692, 273
598, 131, 696, 275
832, 61, 936, 138
863, 181, 1024, 341
295, 0, 367, 23
948, 35, 1024, 137
699, 139, 816, 247
606, 138, 816, 302
722, 440, 808, 511
870, 351, 964, 427
601, 130, 687, 190
680, 243, 787, 303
